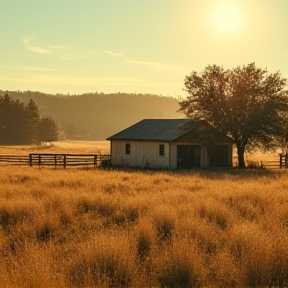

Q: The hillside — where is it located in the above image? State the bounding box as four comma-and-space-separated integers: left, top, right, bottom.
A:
1, 90, 181, 140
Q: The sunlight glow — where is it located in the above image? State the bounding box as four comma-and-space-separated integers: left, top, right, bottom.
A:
213, 3, 241, 32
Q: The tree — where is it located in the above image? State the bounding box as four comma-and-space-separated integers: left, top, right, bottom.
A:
0, 94, 58, 145
26, 99, 40, 144
0, 94, 10, 143
179, 63, 288, 168
38, 117, 58, 143
11, 99, 27, 144
0, 94, 27, 144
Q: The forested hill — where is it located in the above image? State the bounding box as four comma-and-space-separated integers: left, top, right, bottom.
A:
2, 91, 181, 140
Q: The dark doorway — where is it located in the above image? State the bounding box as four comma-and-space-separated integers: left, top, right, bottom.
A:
207, 145, 229, 167
177, 145, 201, 169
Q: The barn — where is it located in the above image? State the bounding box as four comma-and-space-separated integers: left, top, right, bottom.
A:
106, 119, 234, 170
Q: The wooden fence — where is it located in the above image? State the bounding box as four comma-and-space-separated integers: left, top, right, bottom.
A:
258, 153, 288, 169
0, 155, 30, 166
0, 153, 111, 168
1, 153, 287, 169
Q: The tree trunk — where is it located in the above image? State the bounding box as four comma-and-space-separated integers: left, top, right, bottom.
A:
236, 143, 246, 169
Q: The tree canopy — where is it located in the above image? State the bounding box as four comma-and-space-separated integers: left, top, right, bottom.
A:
179, 63, 288, 168
0, 94, 58, 145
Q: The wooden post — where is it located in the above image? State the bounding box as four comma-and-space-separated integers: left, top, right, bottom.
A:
280, 153, 283, 169
54, 154, 57, 168
29, 154, 32, 167
94, 155, 97, 167
38, 154, 41, 167
285, 154, 288, 168
63, 154, 66, 168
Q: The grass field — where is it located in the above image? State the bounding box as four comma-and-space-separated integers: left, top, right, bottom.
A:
0, 142, 287, 287
1, 162, 288, 287
0, 140, 110, 155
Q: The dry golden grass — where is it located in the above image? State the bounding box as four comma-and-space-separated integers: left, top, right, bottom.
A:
0, 140, 110, 155
0, 165, 288, 287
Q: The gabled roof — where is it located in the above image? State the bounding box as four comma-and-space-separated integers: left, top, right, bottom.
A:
106, 119, 203, 141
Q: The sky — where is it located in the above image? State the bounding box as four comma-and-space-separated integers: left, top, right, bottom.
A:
1, 0, 288, 97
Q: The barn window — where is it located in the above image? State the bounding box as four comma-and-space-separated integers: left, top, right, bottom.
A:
125, 143, 130, 155
159, 144, 165, 156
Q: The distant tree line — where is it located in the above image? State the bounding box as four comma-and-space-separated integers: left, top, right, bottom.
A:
1, 90, 180, 140
0, 94, 58, 145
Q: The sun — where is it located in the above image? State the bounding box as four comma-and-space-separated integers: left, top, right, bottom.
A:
213, 3, 241, 32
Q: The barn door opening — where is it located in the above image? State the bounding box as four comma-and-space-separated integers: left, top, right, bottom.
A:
207, 145, 229, 167
177, 145, 201, 169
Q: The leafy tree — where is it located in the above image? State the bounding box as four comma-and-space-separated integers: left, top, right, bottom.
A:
11, 99, 27, 144
26, 99, 40, 144
0, 94, 58, 145
38, 117, 58, 143
0, 95, 27, 144
179, 63, 288, 168
0, 94, 10, 143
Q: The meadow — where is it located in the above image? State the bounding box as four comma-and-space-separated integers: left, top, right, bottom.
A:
0, 142, 287, 287
0, 140, 111, 155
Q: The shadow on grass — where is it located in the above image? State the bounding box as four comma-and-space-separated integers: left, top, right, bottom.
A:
175, 166, 288, 180
110, 166, 288, 180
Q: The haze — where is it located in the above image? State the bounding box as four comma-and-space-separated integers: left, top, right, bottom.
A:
1, 0, 288, 97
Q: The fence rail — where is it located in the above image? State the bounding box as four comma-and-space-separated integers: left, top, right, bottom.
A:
1, 153, 287, 169
0, 155, 30, 166
0, 153, 110, 168
260, 153, 288, 169
261, 160, 283, 169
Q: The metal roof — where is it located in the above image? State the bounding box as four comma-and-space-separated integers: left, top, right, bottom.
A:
106, 119, 202, 141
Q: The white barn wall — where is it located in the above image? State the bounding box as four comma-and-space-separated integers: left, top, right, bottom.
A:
111, 140, 170, 169
111, 140, 233, 170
